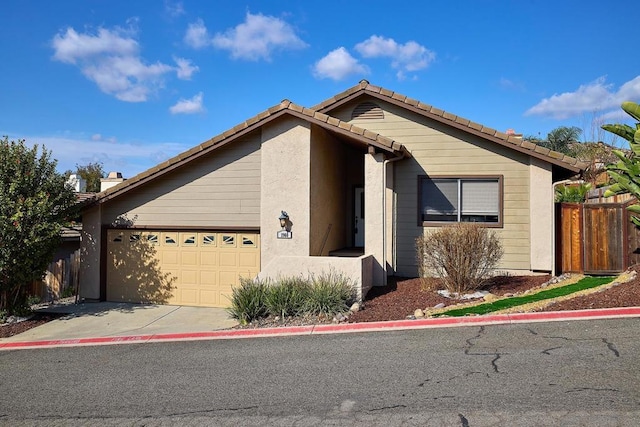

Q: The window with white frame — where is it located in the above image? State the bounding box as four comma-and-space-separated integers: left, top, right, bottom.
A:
419, 176, 503, 226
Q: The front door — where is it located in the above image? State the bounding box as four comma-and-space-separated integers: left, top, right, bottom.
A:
354, 187, 364, 247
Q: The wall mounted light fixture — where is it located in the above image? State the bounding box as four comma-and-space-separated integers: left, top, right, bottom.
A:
279, 211, 289, 229
277, 211, 292, 239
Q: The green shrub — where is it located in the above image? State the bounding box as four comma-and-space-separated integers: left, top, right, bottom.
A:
304, 271, 355, 316
555, 183, 592, 203
226, 278, 268, 325
416, 223, 503, 294
264, 276, 309, 319
26, 295, 41, 306
61, 286, 75, 298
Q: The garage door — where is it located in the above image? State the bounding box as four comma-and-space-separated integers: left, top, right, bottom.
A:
106, 229, 260, 307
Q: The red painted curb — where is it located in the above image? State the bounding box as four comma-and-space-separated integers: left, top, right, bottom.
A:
1, 307, 639, 351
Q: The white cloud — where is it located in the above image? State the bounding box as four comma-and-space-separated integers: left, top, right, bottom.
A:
354, 35, 435, 76
174, 57, 199, 79
165, 0, 185, 18
169, 92, 204, 114
210, 12, 308, 60
499, 77, 525, 91
184, 19, 210, 49
52, 25, 198, 102
312, 47, 368, 81
51, 27, 138, 64
526, 76, 640, 119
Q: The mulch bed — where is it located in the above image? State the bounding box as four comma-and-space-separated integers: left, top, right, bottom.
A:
348, 274, 551, 323
0, 313, 63, 339
349, 267, 640, 322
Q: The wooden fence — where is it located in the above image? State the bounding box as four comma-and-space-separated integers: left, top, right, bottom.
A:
557, 201, 640, 274
29, 249, 81, 302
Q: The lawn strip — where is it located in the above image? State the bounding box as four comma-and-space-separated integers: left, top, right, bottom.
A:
433, 276, 614, 317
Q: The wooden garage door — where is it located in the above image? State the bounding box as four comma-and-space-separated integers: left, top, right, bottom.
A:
106, 230, 260, 307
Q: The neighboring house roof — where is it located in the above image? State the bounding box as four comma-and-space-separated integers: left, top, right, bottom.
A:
61, 224, 82, 241
313, 80, 588, 173
75, 192, 96, 204
92, 99, 410, 204
89, 81, 587, 205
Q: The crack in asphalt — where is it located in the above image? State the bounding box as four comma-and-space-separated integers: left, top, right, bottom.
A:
542, 346, 563, 355
490, 354, 501, 373
566, 387, 619, 393
463, 326, 485, 355
602, 338, 620, 357
459, 412, 470, 427
536, 335, 621, 358
368, 404, 407, 412
464, 326, 504, 374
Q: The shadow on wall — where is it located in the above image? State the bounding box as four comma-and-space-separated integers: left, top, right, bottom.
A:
107, 216, 175, 304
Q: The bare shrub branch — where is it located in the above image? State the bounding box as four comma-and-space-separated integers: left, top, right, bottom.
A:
416, 223, 503, 294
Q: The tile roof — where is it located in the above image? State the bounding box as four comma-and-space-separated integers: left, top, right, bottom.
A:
91, 81, 585, 205
93, 100, 409, 203
313, 80, 588, 173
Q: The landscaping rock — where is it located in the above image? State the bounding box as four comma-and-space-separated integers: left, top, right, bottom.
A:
349, 302, 361, 313
483, 293, 498, 302
333, 313, 347, 323
414, 309, 425, 318
433, 303, 445, 309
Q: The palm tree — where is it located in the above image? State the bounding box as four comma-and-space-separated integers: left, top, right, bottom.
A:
541, 126, 582, 154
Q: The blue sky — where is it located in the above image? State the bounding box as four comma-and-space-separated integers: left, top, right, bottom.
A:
1, 0, 638, 178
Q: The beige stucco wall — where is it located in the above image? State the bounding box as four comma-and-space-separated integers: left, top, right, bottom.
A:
309, 126, 347, 255
101, 135, 261, 227
260, 118, 311, 268
333, 97, 535, 276
258, 254, 373, 301
365, 152, 386, 285
78, 205, 102, 300
529, 157, 553, 271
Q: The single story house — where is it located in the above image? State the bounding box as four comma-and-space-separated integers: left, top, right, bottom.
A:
79, 80, 586, 307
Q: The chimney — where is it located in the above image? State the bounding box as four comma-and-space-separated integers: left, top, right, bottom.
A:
100, 171, 125, 192
66, 174, 87, 192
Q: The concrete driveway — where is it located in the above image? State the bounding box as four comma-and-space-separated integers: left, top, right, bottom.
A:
1, 301, 238, 343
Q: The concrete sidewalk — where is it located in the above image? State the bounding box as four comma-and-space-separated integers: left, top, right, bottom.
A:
0, 301, 237, 343
2, 302, 640, 351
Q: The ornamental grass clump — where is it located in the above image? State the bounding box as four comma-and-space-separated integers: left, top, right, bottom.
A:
416, 223, 503, 294
264, 276, 309, 319
226, 277, 268, 325
304, 271, 356, 316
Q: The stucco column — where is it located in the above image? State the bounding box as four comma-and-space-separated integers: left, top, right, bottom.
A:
260, 119, 311, 269
365, 151, 386, 286
530, 158, 553, 271
79, 204, 102, 300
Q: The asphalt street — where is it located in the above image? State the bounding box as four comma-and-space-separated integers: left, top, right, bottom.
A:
1, 318, 639, 426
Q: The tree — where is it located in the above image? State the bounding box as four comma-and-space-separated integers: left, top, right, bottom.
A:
538, 126, 582, 154
602, 102, 640, 225
0, 137, 78, 313
66, 162, 105, 192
